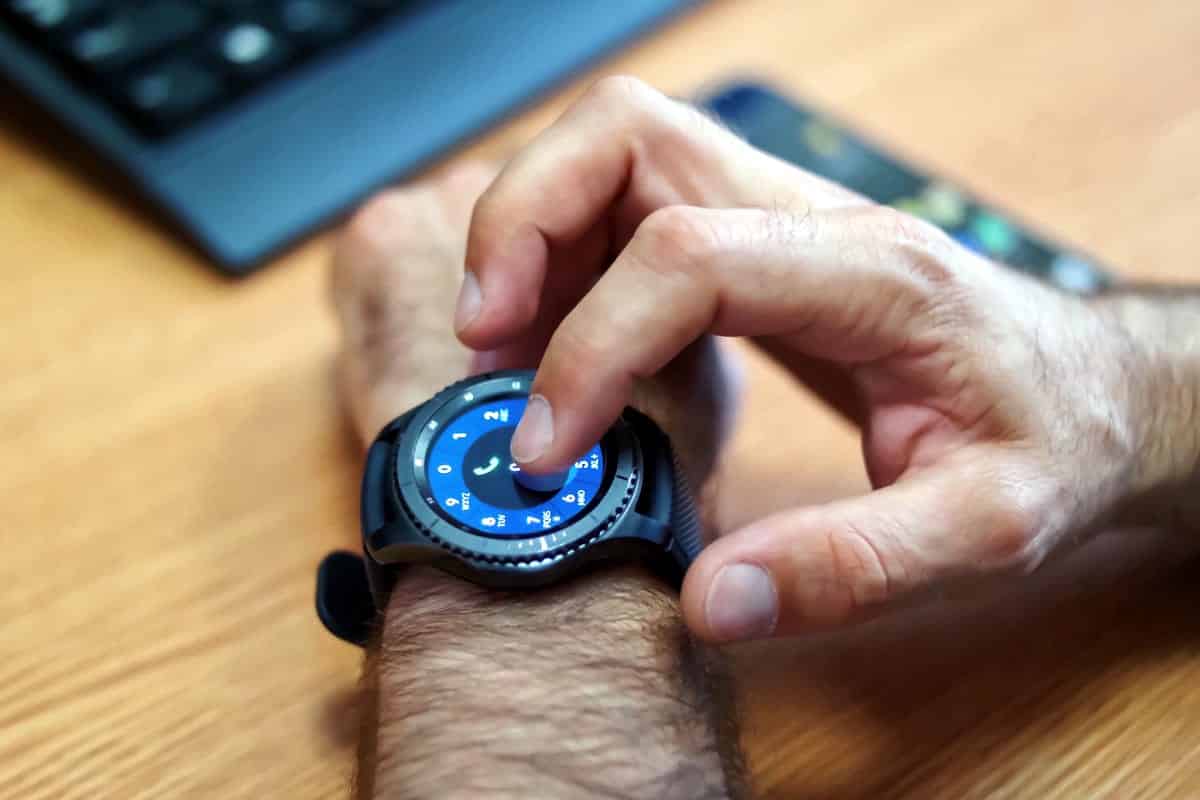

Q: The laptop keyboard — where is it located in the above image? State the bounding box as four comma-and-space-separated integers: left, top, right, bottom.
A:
3, 0, 420, 136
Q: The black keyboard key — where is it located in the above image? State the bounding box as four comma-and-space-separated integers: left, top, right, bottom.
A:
6, 0, 414, 139
275, 0, 357, 47
70, 1, 209, 73
212, 22, 291, 79
5, 0, 104, 32
124, 57, 223, 130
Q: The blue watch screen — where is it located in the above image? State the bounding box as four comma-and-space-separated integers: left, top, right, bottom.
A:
425, 397, 605, 537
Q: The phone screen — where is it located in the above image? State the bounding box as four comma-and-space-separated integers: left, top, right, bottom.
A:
701, 83, 1112, 294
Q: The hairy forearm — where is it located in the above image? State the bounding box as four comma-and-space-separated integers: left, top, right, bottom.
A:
359, 567, 746, 800
1091, 286, 1200, 532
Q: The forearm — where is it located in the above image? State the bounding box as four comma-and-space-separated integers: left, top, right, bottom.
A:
1091, 286, 1200, 532
360, 567, 746, 800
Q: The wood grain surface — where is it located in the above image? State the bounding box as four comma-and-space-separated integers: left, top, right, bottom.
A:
3, 1, 1200, 797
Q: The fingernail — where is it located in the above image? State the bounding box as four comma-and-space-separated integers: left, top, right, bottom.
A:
511, 394, 553, 464
454, 271, 482, 333
705, 564, 778, 641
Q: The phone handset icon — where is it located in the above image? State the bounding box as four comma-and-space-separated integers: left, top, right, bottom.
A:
473, 456, 501, 477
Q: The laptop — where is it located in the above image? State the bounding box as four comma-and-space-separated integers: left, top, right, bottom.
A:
1, 0, 700, 274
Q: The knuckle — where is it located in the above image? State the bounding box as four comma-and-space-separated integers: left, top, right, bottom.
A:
634, 206, 722, 279
583, 75, 697, 153
838, 204, 983, 342
338, 191, 403, 264
544, 323, 629, 408
584, 74, 658, 113
635, 100, 721, 168
974, 491, 1045, 572
546, 322, 606, 387
584, 78, 729, 187
332, 191, 405, 302
822, 519, 900, 616
864, 204, 962, 289
336, 190, 415, 281
441, 159, 496, 192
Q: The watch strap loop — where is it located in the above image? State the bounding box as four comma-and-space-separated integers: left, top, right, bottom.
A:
315, 551, 375, 647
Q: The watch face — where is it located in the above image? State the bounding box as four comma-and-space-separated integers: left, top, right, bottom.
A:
422, 396, 607, 537
376, 371, 645, 571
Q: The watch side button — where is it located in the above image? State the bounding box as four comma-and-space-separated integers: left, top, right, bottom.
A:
368, 530, 390, 552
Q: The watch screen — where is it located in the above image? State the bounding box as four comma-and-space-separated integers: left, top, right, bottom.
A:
425, 397, 605, 537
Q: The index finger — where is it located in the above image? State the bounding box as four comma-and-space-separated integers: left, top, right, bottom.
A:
458, 76, 861, 353
511, 203, 962, 472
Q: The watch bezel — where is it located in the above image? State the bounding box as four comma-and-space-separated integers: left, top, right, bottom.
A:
384, 373, 643, 566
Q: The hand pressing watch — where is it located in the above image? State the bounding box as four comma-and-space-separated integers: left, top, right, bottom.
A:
320, 160, 746, 800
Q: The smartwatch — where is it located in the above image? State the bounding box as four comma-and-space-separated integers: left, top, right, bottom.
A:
315, 369, 702, 646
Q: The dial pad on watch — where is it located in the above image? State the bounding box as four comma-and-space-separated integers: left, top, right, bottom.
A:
424, 397, 605, 537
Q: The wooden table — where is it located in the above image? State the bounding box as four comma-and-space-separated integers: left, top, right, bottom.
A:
4, 1, 1200, 797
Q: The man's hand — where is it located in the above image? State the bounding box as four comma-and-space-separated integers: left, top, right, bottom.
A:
455, 76, 1200, 643
331, 164, 747, 800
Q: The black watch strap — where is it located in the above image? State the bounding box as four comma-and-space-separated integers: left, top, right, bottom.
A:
315, 410, 417, 647
315, 550, 376, 646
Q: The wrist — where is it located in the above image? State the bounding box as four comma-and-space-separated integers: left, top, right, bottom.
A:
1089, 292, 1200, 532
365, 566, 743, 800
379, 564, 681, 654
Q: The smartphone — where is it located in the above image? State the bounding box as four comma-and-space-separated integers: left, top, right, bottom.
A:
700, 82, 1114, 294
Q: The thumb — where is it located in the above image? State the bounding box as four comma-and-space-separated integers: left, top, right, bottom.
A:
680, 454, 1053, 642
